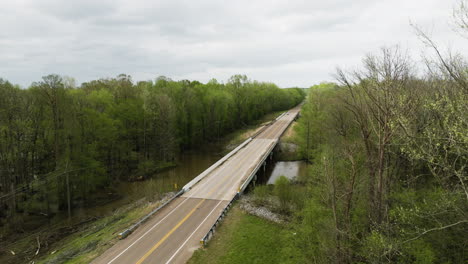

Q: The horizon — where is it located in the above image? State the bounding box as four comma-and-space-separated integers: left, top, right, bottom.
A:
1, 0, 467, 88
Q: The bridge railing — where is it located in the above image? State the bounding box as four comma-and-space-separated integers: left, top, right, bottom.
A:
118, 189, 184, 239
198, 110, 299, 246
238, 139, 278, 193
200, 193, 239, 247
182, 137, 252, 192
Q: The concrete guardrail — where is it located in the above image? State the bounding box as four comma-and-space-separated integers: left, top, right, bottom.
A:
119, 111, 292, 241
198, 110, 295, 247
118, 189, 184, 239
200, 193, 239, 247
238, 139, 278, 194
182, 137, 252, 192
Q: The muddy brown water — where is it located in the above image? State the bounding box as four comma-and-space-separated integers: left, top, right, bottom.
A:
71, 150, 223, 219
75, 149, 307, 219
2, 139, 304, 240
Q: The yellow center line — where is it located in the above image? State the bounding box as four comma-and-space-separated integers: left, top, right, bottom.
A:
135, 198, 206, 264
134, 114, 292, 264
134, 135, 259, 264
190, 140, 257, 196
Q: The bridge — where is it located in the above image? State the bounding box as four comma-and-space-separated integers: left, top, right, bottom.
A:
92, 105, 301, 264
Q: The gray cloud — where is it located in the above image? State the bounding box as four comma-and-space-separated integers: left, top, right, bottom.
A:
0, 0, 466, 87
32, 0, 117, 21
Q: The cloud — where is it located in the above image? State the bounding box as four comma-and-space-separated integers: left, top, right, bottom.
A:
32, 0, 117, 21
0, 0, 466, 88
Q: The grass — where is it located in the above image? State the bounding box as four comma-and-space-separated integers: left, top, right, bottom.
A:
224, 111, 286, 149
280, 121, 298, 142
276, 121, 304, 161
188, 205, 301, 264
1, 110, 293, 264
35, 199, 167, 264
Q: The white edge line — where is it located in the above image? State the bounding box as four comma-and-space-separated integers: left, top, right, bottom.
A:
107, 138, 252, 263
107, 113, 296, 263
107, 144, 250, 263
107, 197, 190, 264
108, 143, 251, 263
165, 200, 225, 264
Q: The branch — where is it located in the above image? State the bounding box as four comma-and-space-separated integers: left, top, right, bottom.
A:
402, 220, 468, 244
411, 23, 468, 91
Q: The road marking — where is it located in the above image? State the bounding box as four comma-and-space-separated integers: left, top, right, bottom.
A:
164, 199, 224, 264
187, 137, 261, 199
135, 199, 206, 264
103, 112, 297, 264
206, 140, 267, 200
155, 112, 292, 264
258, 110, 289, 138
189, 149, 248, 195
106, 198, 190, 264
106, 132, 258, 264
225, 140, 271, 196
188, 113, 289, 199
133, 142, 258, 263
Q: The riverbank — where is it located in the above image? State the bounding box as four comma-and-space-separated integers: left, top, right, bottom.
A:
1, 193, 176, 264
275, 120, 303, 161
187, 181, 308, 264
224, 110, 286, 151
188, 109, 308, 264
0, 110, 289, 264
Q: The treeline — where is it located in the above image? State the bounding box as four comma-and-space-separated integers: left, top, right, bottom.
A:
0, 74, 304, 228
291, 47, 467, 262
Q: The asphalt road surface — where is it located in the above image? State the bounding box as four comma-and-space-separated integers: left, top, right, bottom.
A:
92, 106, 300, 264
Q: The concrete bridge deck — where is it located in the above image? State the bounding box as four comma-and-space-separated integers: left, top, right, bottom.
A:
92, 105, 300, 264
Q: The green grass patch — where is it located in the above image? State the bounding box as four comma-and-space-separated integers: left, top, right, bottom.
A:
275, 145, 303, 161
36, 200, 165, 264
257, 110, 286, 125
188, 205, 302, 264
276, 121, 304, 161
224, 111, 286, 148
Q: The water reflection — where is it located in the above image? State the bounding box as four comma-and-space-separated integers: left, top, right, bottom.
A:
266, 161, 307, 184
70, 151, 222, 219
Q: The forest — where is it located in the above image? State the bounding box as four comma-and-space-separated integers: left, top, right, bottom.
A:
188, 5, 467, 263
290, 33, 467, 264
2, 2, 467, 263
0, 74, 305, 233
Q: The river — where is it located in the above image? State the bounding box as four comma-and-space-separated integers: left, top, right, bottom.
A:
47, 142, 306, 221
70, 148, 223, 220
265, 161, 308, 184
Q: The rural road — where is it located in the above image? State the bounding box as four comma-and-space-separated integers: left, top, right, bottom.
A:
92, 106, 300, 264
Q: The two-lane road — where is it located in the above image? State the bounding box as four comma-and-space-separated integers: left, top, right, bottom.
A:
92, 106, 300, 264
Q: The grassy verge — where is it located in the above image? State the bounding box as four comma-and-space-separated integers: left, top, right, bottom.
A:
0, 110, 288, 264
188, 205, 301, 264
223, 110, 285, 150
35, 196, 171, 264
276, 121, 303, 161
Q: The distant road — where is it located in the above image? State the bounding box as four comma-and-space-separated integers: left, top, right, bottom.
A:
92, 105, 301, 264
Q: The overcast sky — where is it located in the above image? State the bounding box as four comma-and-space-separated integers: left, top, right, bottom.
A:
1, 0, 466, 88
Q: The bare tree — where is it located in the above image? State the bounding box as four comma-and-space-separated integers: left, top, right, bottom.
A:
454, 0, 468, 36
336, 47, 416, 224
